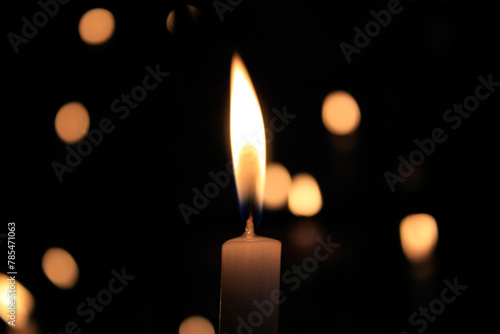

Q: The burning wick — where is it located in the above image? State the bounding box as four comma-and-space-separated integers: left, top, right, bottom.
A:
245, 214, 255, 238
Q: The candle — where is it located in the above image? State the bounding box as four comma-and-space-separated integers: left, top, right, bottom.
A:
219, 53, 281, 334
219, 215, 281, 333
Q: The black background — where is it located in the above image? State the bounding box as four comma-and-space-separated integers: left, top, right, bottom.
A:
3, 0, 497, 333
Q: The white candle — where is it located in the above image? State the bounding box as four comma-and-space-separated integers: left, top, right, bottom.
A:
219, 215, 281, 334
219, 52, 282, 334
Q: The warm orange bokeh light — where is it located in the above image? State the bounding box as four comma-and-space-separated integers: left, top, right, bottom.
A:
54, 101, 90, 144
179, 315, 215, 334
0, 273, 35, 330
288, 173, 322, 216
79, 8, 115, 45
166, 5, 201, 34
264, 162, 292, 210
42, 247, 79, 289
166, 10, 175, 33
6, 320, 38, 334
400, 213, 438, 264
322, 90, 361, 135
230, 53, 266, 212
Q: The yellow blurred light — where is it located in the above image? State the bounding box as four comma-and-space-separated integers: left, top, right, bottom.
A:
230, 53, 266, 212
400, 213, 438, 264
322, 90, 361, 135
288, 173, 322, 216
42, 247, 79, 289
79, 8, 115, 45
264, 162, 292, 210
0, 274, 35, 330
54, 101, 90, 144
179, 315, 215, 334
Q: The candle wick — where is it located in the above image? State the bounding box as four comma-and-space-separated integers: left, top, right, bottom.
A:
245, 214, 255, 238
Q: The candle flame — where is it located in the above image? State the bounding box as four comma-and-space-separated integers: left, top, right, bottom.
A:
230, 53, 266, 221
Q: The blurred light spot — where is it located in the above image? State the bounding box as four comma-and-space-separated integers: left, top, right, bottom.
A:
42, 247, 79, 289
400, 213, 438, 264
166, 10, 175, 33
288, 173, 322, 216
55, 101, 90, 144
288, 220, 323, 250
179, 315, 215, 334
264, 162, 292, 210
322, 90, 361, 135
6, 320, 38, 334
186, 5, 202, 19
166, 5, 202, 34
0, 273, 35, 330
79, 8, 115, 45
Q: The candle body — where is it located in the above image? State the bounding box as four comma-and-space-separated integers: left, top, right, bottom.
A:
219, 234, 281, 334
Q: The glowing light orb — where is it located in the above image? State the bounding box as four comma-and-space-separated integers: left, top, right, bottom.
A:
322, 90, 361, 135
79, 8, 115, 45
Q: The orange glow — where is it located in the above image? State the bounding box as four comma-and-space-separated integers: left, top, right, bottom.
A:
42, 247, 79, 289
0, 273, 35, 330
166, 5, 201, 34
6, 320, 38, 334
264, 162, 292, 210
55, 101, 90, 144
400, 213, 438, 264
288, 173, 322, 216
166, 10, 175, 33
230, 53, 266, 211
186, 5, 202, 19
179, 315, 215, 334
79, 8, 115, 45
322, 90, 361, 135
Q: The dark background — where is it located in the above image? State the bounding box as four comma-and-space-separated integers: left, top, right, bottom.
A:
3, 0, 497, 333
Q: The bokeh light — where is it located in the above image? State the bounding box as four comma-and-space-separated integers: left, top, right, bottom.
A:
179, 315, 215, 334
166, 5, 202, 34
54, 101, 90, 144
288, 173, 322, 216
400, 213, 438, 264
0, 273, 34, 330
42, 247, 79, 289
6, 320, 38, 334
166, 10, 176, 34
264, 162, 292, 210
79, 8, 115, 45
322, 90, 361, 135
